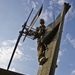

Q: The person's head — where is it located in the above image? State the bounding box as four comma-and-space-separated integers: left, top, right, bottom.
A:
40, 19, 45, 26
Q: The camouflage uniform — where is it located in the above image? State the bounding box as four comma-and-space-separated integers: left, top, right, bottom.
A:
35, 25, 46, 62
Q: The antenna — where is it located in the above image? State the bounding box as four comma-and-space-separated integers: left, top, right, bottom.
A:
7, 8, 34, 70
7, 4, 43, 70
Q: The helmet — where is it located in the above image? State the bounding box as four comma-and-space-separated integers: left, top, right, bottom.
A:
40, 19, 45, 24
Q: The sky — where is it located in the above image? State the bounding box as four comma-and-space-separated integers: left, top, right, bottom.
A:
0, 0, 75, 75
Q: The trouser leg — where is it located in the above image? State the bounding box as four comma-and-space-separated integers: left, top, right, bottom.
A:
37, 44, 45, 62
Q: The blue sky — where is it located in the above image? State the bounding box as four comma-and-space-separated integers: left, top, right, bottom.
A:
0, 0, 75, 75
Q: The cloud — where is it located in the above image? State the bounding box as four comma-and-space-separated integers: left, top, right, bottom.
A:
57, 50, 63, 63
24, 44, 36, 51
49, 0, 57, 9
40, 9, 54, 23
49, 11, 53, 19
57, 0, 66, 5
48, 0, 66, 21
1, 40, 22, 46
57, 48, 67, 63
57, 50, 64, 63
22, 0, 30, 5
40, 10, 49, 21
27, 0, 30, 4
49, 0, 65, 8
10, 67, 16, 72
31, 1, 36, 9
49, 0, 55, 10
62, 39, 68, 45
65, 4, 75, 21
23, 55, 33, 61
31, 47, 36, 51
0, 40, 23, 69
71, 70, 75, 75
66, 33, 75, 48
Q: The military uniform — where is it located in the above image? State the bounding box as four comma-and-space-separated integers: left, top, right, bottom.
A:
34, 25, 46, 63
32, 19, 48, 64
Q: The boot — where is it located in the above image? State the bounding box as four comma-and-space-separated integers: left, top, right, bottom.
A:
39, 57, 48, 65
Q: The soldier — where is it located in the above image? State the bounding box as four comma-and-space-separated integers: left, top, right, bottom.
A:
34, 19, 47, 65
